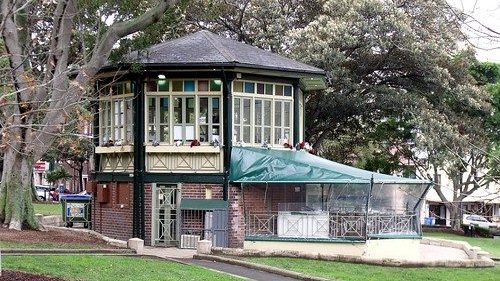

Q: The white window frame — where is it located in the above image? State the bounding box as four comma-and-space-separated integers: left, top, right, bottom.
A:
232, 80, 293, 147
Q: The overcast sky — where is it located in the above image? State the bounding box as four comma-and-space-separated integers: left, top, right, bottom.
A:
449, 0, 500, 62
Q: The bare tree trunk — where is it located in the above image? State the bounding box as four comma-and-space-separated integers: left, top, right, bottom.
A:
0, 149, 39, 230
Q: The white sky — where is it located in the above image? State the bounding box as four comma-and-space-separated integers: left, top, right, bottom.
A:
449, 0, 500, 62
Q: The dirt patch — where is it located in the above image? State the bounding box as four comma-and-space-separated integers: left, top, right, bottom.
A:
0, 227, 119, 248
0, 270, 66, 281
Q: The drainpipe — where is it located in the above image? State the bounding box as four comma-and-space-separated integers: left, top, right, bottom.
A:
222, 70, 234, 201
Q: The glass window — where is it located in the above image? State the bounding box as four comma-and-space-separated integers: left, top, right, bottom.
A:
158, 80, 169, 91
98, 82, 133, 146
184, 80, 195, 92
233, 81, 243, 92
275, 85, 283, 96
257, 83, 264, 94
244, 82, 255, 93
198, 80, 209, 92
144, 79, 223, 146
265, 84, 273, 95
210, 80, 222, 91
232, 80, 293, 146
199, 97, 220, 143
172, 80, 183, 92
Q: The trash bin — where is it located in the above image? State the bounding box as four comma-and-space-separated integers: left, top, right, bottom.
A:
61, 194, 92, 228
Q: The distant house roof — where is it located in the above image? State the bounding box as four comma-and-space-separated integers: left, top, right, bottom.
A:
125, 30, 324, 76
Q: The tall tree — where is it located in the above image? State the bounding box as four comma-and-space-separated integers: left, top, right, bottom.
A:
0, 0, 180, 230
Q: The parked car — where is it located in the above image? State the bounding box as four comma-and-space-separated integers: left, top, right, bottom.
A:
35, 185, 52, 201
462, 214, 497, 229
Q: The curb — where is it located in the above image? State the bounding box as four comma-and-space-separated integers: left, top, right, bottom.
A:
194, 254, 331, 281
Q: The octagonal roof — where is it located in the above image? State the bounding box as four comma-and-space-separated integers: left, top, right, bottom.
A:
126, 30, 324, 76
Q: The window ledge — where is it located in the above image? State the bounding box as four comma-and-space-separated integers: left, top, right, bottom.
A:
145, 145, 221, 153
95, 145, 134, 154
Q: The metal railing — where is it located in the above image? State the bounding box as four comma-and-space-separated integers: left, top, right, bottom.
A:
245, 211, 419, 240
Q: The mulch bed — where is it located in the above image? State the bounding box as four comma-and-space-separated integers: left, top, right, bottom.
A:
0, 227, 119, 248
0, 271, 66, 281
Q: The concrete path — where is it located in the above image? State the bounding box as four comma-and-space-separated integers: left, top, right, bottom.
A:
186, 259, 301, 281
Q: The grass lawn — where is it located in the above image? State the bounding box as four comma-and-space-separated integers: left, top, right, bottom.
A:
245, 257, 500, 281
3, 255, 241, 281
423, 231, 500, 257
33, 202, 62, 216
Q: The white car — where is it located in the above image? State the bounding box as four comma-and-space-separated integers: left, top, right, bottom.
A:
35, 185, 52, 201
462, 214, 496, 229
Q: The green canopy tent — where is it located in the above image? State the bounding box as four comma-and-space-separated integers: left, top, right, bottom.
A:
230, 146, 432, 240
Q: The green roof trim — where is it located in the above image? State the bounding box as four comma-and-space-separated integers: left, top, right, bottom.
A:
180, 199, 228, 210
299, 77, 326, 91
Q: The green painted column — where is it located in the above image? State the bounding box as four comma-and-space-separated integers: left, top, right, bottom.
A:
132, 77, 146, 239
222, 71, 235, 201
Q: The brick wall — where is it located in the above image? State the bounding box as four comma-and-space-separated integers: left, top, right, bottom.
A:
144, 183, 152, 246
91, 182, 133, 241
181, 183, 223, 199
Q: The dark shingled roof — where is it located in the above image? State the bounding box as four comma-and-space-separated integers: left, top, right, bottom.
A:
127, 30, 324, 75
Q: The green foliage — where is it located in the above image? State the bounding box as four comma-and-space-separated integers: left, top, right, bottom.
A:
470, 62, 500, 85
45, 167, 70, 185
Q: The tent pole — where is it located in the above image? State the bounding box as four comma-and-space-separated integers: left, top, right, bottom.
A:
364, 176, 374, 241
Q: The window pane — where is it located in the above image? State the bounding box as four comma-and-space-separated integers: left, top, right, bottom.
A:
200, 125, 208, 142
234, 125, 241, 142
275, 85, 283, 96
244, 82, 254, 93
160, 97, 169, 123
256, 83, 264, 94
233, 81, 243, 92
212, 98, 220, 123
174, 125, 182, 141
148, 97, 156, 123
126, 99, 133, 144
125, 82, 132, 93
284, 102, 291, 127
255, 127, 262, 144
263, 100, 271, 126
198, 80, 209, 91
234, 98, 240, 124
158, 80, 169, 91
275, 101, 282, 126
243, 126, 250, 143
284, 85, 292, 96
186, 125, 195, 141
160, 125, 169, 142
264, 127, 271, 143
255, 100, 262, 125
199, 98, 208, 124
275, 128, 281, 144
212, 125, 220, 142
284, 128, 290, 142
243, 99, 250, 125
210, 80, 222, 91
174, 98, 182, 123
184, 80, 195, 92
265, 84, 273, 95
186, 97, 195, 123
172, 80, 183, 91
148, 125, 156, 142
